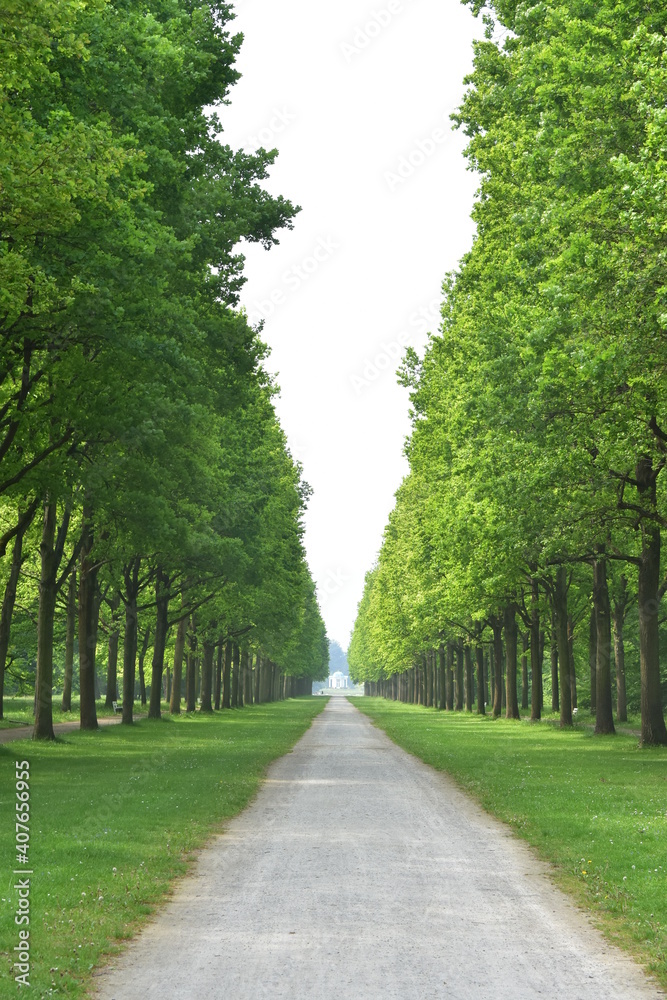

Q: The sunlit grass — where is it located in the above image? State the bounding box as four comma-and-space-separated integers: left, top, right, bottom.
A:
354, 698, 667, 987
0, 698, 325, 998
0, 697, 143, 729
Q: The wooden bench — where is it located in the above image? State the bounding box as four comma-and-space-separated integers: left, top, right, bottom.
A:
112, 701, 122, 714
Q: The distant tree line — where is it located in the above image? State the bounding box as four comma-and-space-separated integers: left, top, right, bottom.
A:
0, 0, 328, 737
349, 0, 667, 745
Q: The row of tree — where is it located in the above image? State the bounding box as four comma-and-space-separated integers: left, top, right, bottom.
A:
0, 0, 328, 738
348, 0, 667, 745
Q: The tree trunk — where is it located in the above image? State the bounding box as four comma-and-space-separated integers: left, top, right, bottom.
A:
490, 617, 503, 718
489, 642, 495, 711
148, 567, 170, 719
475, 630, 485, 715
215, 642, 223, 709
437, 643, 445, 710
169, 616, 186, 715
530, 577, 541, 721
122, 559, 140, 725
223, 639, 232, 708
78, 514, 100, 731
138, 627, 149, 708
588, 605, 597, 714
0, 516, 30, 719
242, 648, 252, 706
34, 501, 58, 740
200, 640, 214, 712
186, 619, 196, 713
636, 501, 667, 744
521, 632, 529, 711
104, 592, 120, 709
553, 566, 572, 727
462, 645, 472, 712
550, 609, 559, 713
454, 643, 463, 711
92, 576, 102, 702
593, 555, 615, 735
443, 644, 452, 710
568, 615, 577, 710
61, 572, 77, 712
613, 575, 628, 723
254, 652, 261, 704
231, 642, 240, 708
504, 604, 520, 719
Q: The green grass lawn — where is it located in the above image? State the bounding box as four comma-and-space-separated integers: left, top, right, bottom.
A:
0, 697, 134, 729
1, 698, 325, 998
354, 698, 667, 988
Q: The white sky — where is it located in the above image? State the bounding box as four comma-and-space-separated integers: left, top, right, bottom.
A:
220, 0, 483, 649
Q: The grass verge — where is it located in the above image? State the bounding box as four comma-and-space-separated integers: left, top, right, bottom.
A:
353, 698, 667, 988
0, 698, 138, 729
1, 698, 325, 998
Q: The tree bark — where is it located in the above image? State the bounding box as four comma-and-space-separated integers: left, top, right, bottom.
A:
521, 632, 529, 711
148, 567, 170, 719
201, 640, 214, 712
588, 605, 597, 714
215, 642, 223, 709
593, 554, 615, 735
223, 639, 232, 708
550, 609, 559, 713
530, 577, 541, 721
61, 571, 77, 712
231, 642, 240, 708
475, 630, 485, 715
104, 592, 120, 709
568, 615, 577, 710
490, 617, 503, 718
186, 619, 196, 712
553, 566, 572, 727
242, 648, 252, 706
169, 616, 186, 715
636, 460, 667, 744
612, 575, 628, 723
445, 643, 454, 710
34, 501, 58, 740
78, 513, 100, 731
455, 643, 464, 711
437, 643, 445, 710
121, 559, 140, 725
138, 627, 149, 707
464, 645, 473, 711
504, 604, 520, 719
0, 513, 32, 719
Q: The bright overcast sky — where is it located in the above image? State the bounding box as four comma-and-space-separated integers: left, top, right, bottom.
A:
220, 0, 484, 649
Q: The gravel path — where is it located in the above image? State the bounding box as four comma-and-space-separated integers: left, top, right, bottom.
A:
92, 697, 661, 1000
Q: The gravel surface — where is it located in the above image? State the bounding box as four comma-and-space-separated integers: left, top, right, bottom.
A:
92, 697, 661, 1000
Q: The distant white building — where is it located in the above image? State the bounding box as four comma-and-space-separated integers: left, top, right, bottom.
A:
328, 671, 348, 689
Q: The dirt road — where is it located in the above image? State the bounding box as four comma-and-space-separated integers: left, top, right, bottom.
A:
93, 697, 660, 1000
